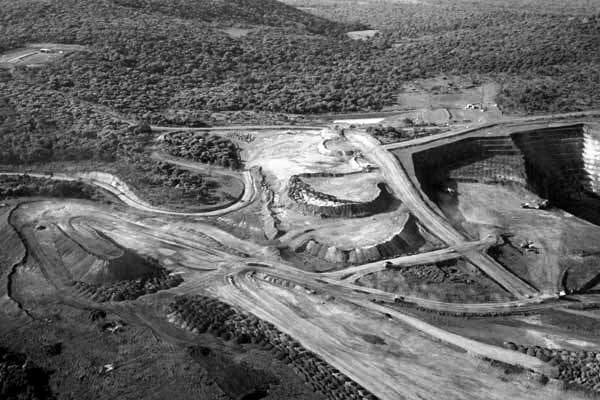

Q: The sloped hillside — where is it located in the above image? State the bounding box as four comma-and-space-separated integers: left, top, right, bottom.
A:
111, 0, 361, 34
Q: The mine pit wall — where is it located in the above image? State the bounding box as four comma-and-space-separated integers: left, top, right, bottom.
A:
511, 124, 600, 201
288, 171, 392, 218
413, 136, 527, 194
298, 215, 431, 265
413, 124, 600, 208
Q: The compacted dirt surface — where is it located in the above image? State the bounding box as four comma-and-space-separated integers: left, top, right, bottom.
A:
3, 120, 600, 400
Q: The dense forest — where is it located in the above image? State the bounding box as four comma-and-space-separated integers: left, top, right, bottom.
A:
1, 0, 599, 124
163, 132, 242, 169
0, 0, 599, 173
285, 0, 600, 114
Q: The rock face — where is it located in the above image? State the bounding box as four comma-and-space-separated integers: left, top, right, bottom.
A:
296, 215, 429, 265
413, 135, 527, 189
256, 168, 281, 240
413, 124, 600, 224
288, 172, 392, 218
512, 124, 600, 200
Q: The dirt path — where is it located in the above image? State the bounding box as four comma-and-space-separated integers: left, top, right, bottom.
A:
348, 131, 539, 299
0, 169, 256, 217
217, 271, 570, 400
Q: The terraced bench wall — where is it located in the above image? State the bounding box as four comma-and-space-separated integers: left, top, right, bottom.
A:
299, 215, 432, 265
510, 124, 596, 201
256, 168, 282, 240
413, 124, 600, 200
288, 172, 392, 218
413, 136, 527, 190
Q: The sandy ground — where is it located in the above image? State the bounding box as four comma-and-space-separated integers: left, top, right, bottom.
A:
242, 129, 360, 192
333, 117, 385, 124
304, 171, 383, 202
217, 274, 581, 400
4, 117, 600, 399
242, 129, 420, 248
2, 196, 597, 400
449, 182, 600, 294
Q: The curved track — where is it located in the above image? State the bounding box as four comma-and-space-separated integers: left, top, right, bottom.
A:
347, 131, 539, 299
0, 169, 256, 217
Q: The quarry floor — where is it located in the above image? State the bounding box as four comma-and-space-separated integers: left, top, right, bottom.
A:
434, 182, 600, 294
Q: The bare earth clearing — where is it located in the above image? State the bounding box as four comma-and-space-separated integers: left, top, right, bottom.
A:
3, 116, 600, 399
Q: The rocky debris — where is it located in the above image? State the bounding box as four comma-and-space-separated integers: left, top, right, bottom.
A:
169, 295, 380, 400
297, 215, 430, 265
74, 267, 183, 302
503, 342, 600, 393
226, 131, 255, 143
0, 347, 55, 400
258, 170, 282, 240
288, 172, 391, 219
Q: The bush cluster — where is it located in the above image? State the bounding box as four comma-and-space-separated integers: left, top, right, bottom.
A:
504, 341, 600, 393
163, 132, 241, 169
170, 295, 379, 400
75, 267, 183, 302
0, 175, 107, 200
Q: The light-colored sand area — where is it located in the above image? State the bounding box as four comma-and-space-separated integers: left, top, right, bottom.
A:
309, 207, 410, 248
11, 200, 266, 274
453, 182, 600, 293
218, 275, 576, 400
303, 171, 383, 202
242, 129, 361, 192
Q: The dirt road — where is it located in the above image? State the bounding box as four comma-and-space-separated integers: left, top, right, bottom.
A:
348, 131, 538, 298
0, 169, 256, 217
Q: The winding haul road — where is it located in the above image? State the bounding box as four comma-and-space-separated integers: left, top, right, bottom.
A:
0, 169, 257, 217
347, 131, 539, 299
5, 116, 598, 400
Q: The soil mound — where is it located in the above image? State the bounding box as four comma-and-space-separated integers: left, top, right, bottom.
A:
54, 227, 164, 285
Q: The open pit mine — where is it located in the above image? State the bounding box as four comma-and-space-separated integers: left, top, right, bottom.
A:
2, 118, 600, 400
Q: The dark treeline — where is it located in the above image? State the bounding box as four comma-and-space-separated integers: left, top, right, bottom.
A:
0, 0, 599, 158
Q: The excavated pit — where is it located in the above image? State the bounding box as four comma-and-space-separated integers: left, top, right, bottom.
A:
413, 124, 600, 226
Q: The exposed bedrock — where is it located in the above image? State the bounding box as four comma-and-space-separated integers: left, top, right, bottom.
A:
296, 215, 431, 265
256, 168, 282, 240
288, 172, 392, 218
413, 124, 600, 225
